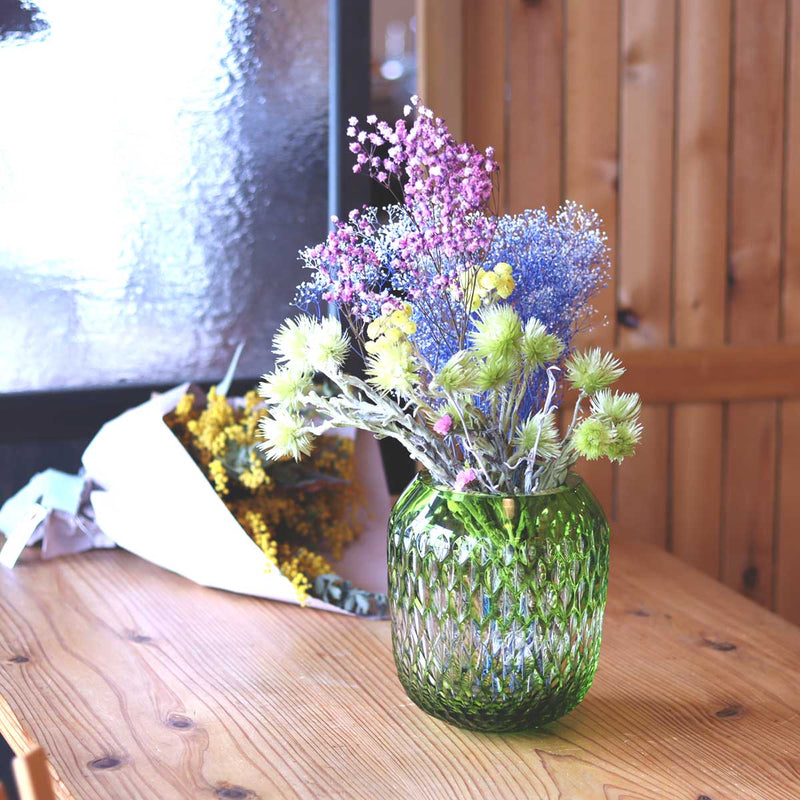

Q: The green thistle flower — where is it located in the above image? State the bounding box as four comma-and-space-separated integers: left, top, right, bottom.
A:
469, 305, 523, 359
514, 411, 561, 460
566, 348, 625, 395
476, 353, 520, 391
572, 417, 612, 460
521, 319, 565, 369
590, 389, 641, 425
365, 341, 418, 395
258, 408, 314, 461
607, 421, 643, 462
307, 316, 351, 372
273, 316, 317, 372
431, 350, 480, 393
258, 367, 313, 409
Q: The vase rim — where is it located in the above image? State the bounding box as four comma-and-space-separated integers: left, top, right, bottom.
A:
417, 470, 584, 500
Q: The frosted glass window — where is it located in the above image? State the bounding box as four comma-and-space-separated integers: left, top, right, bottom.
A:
0, 0, 328, 392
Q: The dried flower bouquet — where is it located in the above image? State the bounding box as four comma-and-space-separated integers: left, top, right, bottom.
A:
258, 97, 642, 496
165, 385, 386, 614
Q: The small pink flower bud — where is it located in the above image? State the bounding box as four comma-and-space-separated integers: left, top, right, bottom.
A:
433, 414, 452, 436
454, 468, 477, 492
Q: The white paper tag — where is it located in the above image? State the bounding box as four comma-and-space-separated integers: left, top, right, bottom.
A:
0, 504, 48, 569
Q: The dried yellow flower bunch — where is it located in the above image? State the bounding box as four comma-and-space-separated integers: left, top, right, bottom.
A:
165, 386, 363, 606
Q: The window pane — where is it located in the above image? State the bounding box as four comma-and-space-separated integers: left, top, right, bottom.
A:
0, 0, 328, 392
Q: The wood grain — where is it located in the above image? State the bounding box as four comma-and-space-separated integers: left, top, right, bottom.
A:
564, 0, 621, 517
776, 403, 800, 623
416, 0, 464, 139
508, 0, 563, 214
672, 404, 723, 577
462, 0, 506, 206
617, 0, 675, 353
614, 0, 676, 547
671, 0, 731, 577
615, 343, 800, 403
614, 405, 670, 546
776, 0, 800, 624
724, 0, 786, 607
722, 402, 779, 606
1, 546, 800, 799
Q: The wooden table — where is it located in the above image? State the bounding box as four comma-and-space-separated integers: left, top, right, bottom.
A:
0, 541, 798, 799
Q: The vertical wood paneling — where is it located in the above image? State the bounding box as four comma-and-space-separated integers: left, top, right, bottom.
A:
429, 0, 800, 621
776, 406, 800, 623
615, 0, 676, 547
617, 0, 676, 352
417, 0, 465, 139
508, 0, 563, 214
462, 0, 507, 196
671, 0, 731, 576
723, 405, 779, 604
776, 0, 800, 624
564, 0, 621, 517
723, 0, 786, 606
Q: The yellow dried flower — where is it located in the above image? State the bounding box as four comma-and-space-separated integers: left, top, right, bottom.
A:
241, 510, 278, 569
478, 261, 515, 299
208, 459, 229, 496
290, 573, 311, 605
174, 393, 195, 421
243, 390, 261, 414
240, 450, 269, 490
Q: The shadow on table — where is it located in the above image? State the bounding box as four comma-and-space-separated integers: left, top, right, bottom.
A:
497, 690, 727, 749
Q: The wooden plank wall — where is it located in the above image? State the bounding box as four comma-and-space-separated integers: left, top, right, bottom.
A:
417, 0, 800, 625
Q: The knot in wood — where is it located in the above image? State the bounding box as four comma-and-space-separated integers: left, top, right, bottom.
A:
616, 307, 640, 329
216, 788, 249, 799
742, 565, 759, 591
715, 705, 744, 719
701, 638, 737, 652
167, 713, 195, 730
88, 756, 123, 770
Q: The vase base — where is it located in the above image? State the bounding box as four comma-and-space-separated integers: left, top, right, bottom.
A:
401, 683, 592, 733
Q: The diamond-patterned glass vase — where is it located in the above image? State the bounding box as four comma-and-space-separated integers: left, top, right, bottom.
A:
388, 471, 610, 732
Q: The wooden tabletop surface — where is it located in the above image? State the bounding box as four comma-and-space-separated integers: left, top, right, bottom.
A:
0, 539, 798, 800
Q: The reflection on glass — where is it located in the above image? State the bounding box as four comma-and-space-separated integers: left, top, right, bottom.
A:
0, 0, 327, 392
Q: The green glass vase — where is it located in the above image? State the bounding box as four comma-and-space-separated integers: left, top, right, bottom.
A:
387, 472, 610, 732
